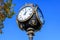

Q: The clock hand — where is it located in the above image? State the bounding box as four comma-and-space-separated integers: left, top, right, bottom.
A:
24, 11, 26, 15
24, 8, 27, 15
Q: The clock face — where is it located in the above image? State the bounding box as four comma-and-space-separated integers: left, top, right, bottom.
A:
17, 6, 33, 22
37, 8, 44, 24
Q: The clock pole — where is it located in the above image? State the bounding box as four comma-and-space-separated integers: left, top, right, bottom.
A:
27, 28, 34, 40
29, 33, 33, 40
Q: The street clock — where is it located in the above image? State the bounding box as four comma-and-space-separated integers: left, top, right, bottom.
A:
17, 4, 45, 40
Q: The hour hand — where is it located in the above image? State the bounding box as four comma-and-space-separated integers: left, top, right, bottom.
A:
24, 11, 26, 15
24, 8, 27, 15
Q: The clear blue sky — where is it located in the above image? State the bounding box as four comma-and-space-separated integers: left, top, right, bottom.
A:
0, 0, 60, 40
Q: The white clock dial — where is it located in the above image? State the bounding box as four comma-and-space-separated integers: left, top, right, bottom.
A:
17, 7, 33, 22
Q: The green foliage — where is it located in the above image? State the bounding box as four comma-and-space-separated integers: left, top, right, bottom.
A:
7, 11, 15, 18
5, 0, 15, 18
6, 0, 12, 8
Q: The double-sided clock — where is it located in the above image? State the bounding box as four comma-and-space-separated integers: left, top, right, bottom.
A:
17, 4, 44, 23
17, 4, 45, 30
17, 3, 45, 40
